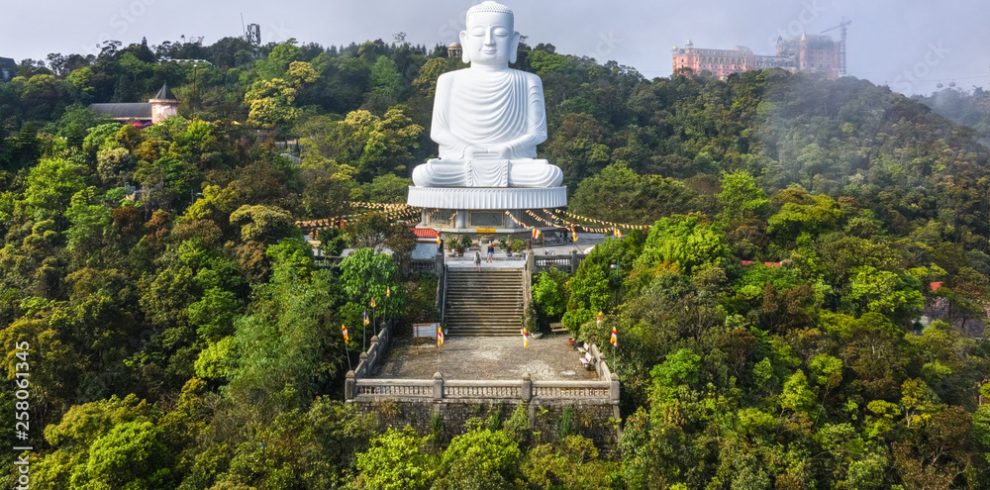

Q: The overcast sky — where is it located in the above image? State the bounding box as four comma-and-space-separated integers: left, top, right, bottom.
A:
3, 0, 989, 95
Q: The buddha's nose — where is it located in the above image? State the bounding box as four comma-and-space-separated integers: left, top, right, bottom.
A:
484, 28, 495, 46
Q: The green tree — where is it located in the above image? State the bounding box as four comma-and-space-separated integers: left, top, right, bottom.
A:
634, 214, 725, 274
532, 268, 569, 320
225, 239, 341, 416
434, 428, 523, 490
244, 78, 301, 128
848, 265, 924, 321
355, 427, 435, 490
77, 420, 171, 489
339, 248, 401, 308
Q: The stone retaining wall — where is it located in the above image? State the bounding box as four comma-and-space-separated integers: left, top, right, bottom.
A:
354, 397, 621, 451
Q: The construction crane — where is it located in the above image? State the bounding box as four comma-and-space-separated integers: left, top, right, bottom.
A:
821, 18, 852, 76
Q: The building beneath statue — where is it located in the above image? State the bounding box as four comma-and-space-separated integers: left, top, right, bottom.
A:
416, 208, 541, 235
89, 83, 179, 125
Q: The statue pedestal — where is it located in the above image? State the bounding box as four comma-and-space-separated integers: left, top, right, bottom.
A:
408, 186, 567, 235
407, 186, 566, 210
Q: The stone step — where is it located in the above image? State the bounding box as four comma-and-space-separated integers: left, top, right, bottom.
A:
445, 331, 523, 337
446, 298, 523, 304
447, 281, 520, 289
441, 267, 527, 337
446, 295, 521, 299
447, 280, 522, 284
447, 305, 523, 315
447, 274, 523, 278
447, 304, 523, 315
445, 315, 523, 320
445, 325, 526, 332
444, 318, 524, 324
444, 317, 524, 323
446, 302, 522, 306
446, 299, 523, 303
443, 311, 523, 316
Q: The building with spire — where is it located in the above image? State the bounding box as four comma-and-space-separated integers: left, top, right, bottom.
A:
673, 31, 846, 80
89, 83, 179, 125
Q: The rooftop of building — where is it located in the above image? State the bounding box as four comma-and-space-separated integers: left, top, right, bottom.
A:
151, 82, 177, 101
89, 83, 178, 120
88, 102, 152, 120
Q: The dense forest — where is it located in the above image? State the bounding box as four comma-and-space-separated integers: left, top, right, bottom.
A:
1, 34, 990, 488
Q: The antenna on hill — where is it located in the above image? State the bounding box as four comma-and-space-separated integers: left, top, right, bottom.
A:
240, 14, 261, 47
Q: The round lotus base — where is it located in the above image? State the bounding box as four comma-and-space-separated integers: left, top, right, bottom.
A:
407, 186, 567, 210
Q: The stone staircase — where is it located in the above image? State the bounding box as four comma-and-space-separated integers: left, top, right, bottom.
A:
444, 266, 526, 336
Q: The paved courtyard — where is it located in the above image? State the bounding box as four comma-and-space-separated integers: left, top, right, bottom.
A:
370, 334, 600, 381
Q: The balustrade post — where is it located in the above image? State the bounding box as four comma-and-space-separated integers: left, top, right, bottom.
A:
610, 376, 621, 404
433, 371, 444, 400
345, 370, 356, 400
358, 352, 369, 375
570, 249, 578, 273
521, 373, 532, 402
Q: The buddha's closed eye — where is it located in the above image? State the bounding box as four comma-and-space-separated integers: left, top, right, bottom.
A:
470, 27, 510, 37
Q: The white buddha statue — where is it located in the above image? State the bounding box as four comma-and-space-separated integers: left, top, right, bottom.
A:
411, 1, 563, 189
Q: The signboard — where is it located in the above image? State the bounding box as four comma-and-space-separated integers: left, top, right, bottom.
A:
475, 228, 497, 234
413, 323, 440, 338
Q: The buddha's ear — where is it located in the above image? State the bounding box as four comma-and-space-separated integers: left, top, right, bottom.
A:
459, 30, 470, 64
509, 31, 521, 64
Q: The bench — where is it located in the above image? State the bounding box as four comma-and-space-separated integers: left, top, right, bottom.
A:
579, 351, 595, 370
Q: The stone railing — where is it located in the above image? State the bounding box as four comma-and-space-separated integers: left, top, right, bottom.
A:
351, 320, 393, 379
347, 372, 618, 405
347, 337, 619, 406
409, 257, 439, 275
437, 262, 448, 324
533, 250, 587, 274
523, 252, 533, 325
315, 254, 440, 276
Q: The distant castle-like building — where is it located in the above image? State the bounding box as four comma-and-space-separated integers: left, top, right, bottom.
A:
673, 32, 846, 80
89, 83, 179, 125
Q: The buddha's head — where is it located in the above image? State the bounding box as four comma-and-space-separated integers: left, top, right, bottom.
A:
460, 1, 520, 68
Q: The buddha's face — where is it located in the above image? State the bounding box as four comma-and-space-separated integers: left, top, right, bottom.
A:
460, 11, 519, 67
